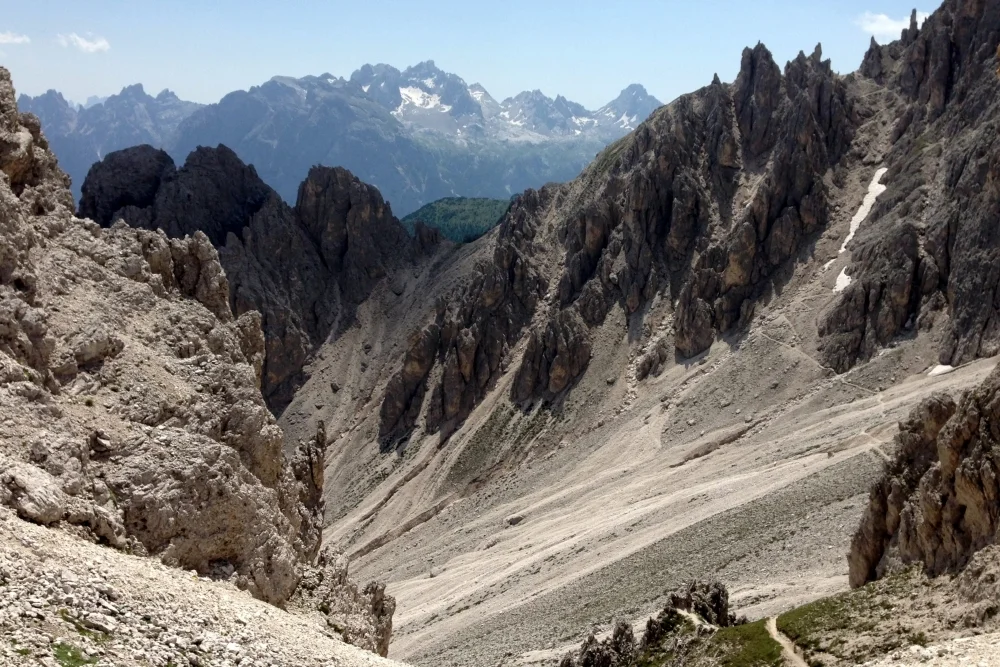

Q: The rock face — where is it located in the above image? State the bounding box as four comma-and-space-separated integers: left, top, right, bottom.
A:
819, 0, 1000, 371
0, 66, 322, 605
77, 145, 175, 227
0, 68, 400, 657
81, 144, 272, 247
378, 188, 547, 441
377, 41, 857, 440
849, 363, 1000, 587
371, 0, 1000, 448
292, 549, 396, 657
80, 146, 421, 412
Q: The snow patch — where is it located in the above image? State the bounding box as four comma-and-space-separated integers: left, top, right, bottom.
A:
834, 268, 852, 292
615, 112, 639, 129
840, 168, 888, 254
470, 89, 485, 101
572, 116, 597, 127
362, 84, 370, 93
393, 86, 452, 116
928, 365, 955, 377
423, 77, 436, 88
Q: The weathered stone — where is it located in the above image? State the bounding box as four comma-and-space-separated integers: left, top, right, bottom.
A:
849, 365, 1000, 587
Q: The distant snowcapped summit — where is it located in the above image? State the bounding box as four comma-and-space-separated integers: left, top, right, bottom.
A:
596, 83, 661, 131
344, 62, 661, 142
22, 59, 661, 216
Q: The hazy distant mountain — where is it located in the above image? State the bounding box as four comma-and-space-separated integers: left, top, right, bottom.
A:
595, 83, 663, 132
21, 61, 660, 214
18, 84, 203, 200
82, 95, 109, 109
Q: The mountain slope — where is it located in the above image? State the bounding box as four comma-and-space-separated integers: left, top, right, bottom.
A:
0, 66, 401, 662
79, 143, 434, 413
294, 4, 1000, 664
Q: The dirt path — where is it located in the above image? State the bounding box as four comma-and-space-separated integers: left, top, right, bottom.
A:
767, 617, 809, 667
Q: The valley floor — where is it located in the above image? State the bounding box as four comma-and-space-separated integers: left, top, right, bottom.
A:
334, 323, 996, 665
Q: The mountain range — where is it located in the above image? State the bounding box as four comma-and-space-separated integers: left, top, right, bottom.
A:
6, 1, 1000, 666
19, 61, 661, 215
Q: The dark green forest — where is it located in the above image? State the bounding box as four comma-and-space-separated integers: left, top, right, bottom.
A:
401, 196, 511, 243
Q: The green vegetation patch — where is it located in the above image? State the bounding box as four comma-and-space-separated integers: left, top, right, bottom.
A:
777, 569, 923, 665
707, 620, 783, 667
52, 642, 97, 667
633, 617, 780, 667
401, 196, 511, 243
59, 608, 110, 643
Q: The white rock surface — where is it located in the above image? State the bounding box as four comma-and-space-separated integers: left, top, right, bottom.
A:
0, 508, 407, 666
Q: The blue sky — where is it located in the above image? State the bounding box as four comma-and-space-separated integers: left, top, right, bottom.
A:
2, 1, 938, 109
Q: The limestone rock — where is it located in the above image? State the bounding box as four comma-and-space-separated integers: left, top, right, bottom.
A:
849, 364, 1000, 587
0, 66, 338, 610
664, 580, 737, 627
77, 145, 175, 226
82, 148, 419, 412
378, 189, 547, 440
0, 458, 67, 524
559, 581, 738, 667
822, 0, 1000, 370
292, 548, 396, 657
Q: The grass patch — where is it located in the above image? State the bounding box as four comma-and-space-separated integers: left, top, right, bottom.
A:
777, 594, 853, 652
708, 620, 783, 667
776, 570, 923, 664
634, 618, 780, 667
58, 609, 109, 643
52, 642, 97, 666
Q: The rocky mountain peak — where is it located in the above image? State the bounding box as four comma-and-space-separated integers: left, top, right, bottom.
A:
81, 144, 424, 411
596, 83, 662, 130
155, 88, 180, 102
119, 83, 148, 99
401, 59, 445, 82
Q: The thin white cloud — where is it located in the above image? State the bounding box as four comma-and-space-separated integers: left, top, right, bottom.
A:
0, 32, 30, 45
57, 32, 110, 53
856, 11, 930, 42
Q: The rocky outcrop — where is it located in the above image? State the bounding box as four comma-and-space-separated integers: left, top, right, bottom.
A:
294, 164, 415, 298
663, 580, 738, 627
77, 145, 175, 226
820, 0, 1000, 371
81, 147, 420, 412
849, 364, 1000, 587
513, 309, 591, 400
0, 67, 348, 611
558, 581, 740, 667
292, 548, 396, 657
672, 43, 852, 357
